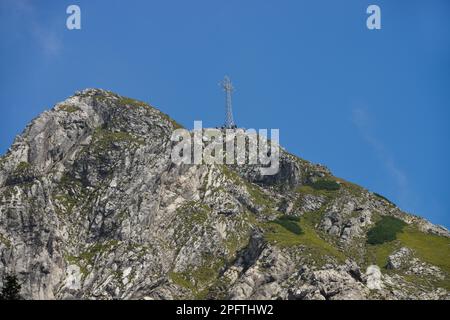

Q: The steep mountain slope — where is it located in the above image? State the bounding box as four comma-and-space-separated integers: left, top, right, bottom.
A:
0, 89, 448, 300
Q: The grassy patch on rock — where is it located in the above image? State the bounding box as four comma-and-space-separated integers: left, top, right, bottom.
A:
307, 179, 340, 191
91, 128, 144, 152
6, 161, 35, 186
366, 223, 450, 275
116, 97, 150, 109
0, 233, 11, 248
169, 256, 226, 299
366, 240, 400, 269
53, 173, 90, 217
220, 165, 276, 214
263, 213, 345, 263
58, 104, 80, 113
176, 201, 211, 230
15, 161, 31, 172
116, 96, 182, 129
397, 226, 450, 274
296, 185, 337, 199
272, 215, 302, 235
65, 240, 120, 278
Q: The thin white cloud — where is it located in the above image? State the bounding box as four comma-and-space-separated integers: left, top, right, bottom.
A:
352, 107, 409, 203
31, 21, 61, 56
2, 0, 62, 56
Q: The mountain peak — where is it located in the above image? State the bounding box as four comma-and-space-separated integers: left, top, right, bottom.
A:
0, 90, 448, 300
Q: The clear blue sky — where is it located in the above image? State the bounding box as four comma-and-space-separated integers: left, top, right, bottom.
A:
1, 0, 449, 228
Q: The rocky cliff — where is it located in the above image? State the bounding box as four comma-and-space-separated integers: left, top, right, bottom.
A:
0, 89, 449, 300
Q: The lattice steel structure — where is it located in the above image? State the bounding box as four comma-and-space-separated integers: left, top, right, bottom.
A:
220, 76, 236, 129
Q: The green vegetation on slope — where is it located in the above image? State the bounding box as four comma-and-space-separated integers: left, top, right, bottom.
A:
367, 216, 406, 245
58, 104, 80, 113
175, 200, 211, 235
5, 161, 35, 186
91, 128, 145, 152
169, 255, 226, 299
0, 233, 11, 248
366, 240, 400, 268
263, 213, 345, 264
294, 184, 340, 215
116, 96, 183, 129
307, 179, 341, 191
272, 215, 302, 235
170, 200, 254, 299
53, 173, 92, 217
397, 226, 450, 274
15, 161, 31, 173
296, 178, 344, 201
220, 164, 276, 213
65, 240, 120, 278
366, 225, 450, 290
366, 224, 450, 273
0, 273, 22, 300
335, 177, 365, 197
116, 97, 149, 108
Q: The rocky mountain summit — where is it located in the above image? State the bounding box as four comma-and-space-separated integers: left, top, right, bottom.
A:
0, 89, 449, 300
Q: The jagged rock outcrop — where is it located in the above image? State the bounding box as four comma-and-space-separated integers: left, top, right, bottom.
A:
0, 89, 449, 300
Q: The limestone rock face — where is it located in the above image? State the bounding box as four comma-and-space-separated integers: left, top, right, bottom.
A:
387, 247, 413, 270
0, 89, 448, 300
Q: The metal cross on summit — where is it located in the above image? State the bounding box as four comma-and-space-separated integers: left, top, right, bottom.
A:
220, 76, 237, 129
